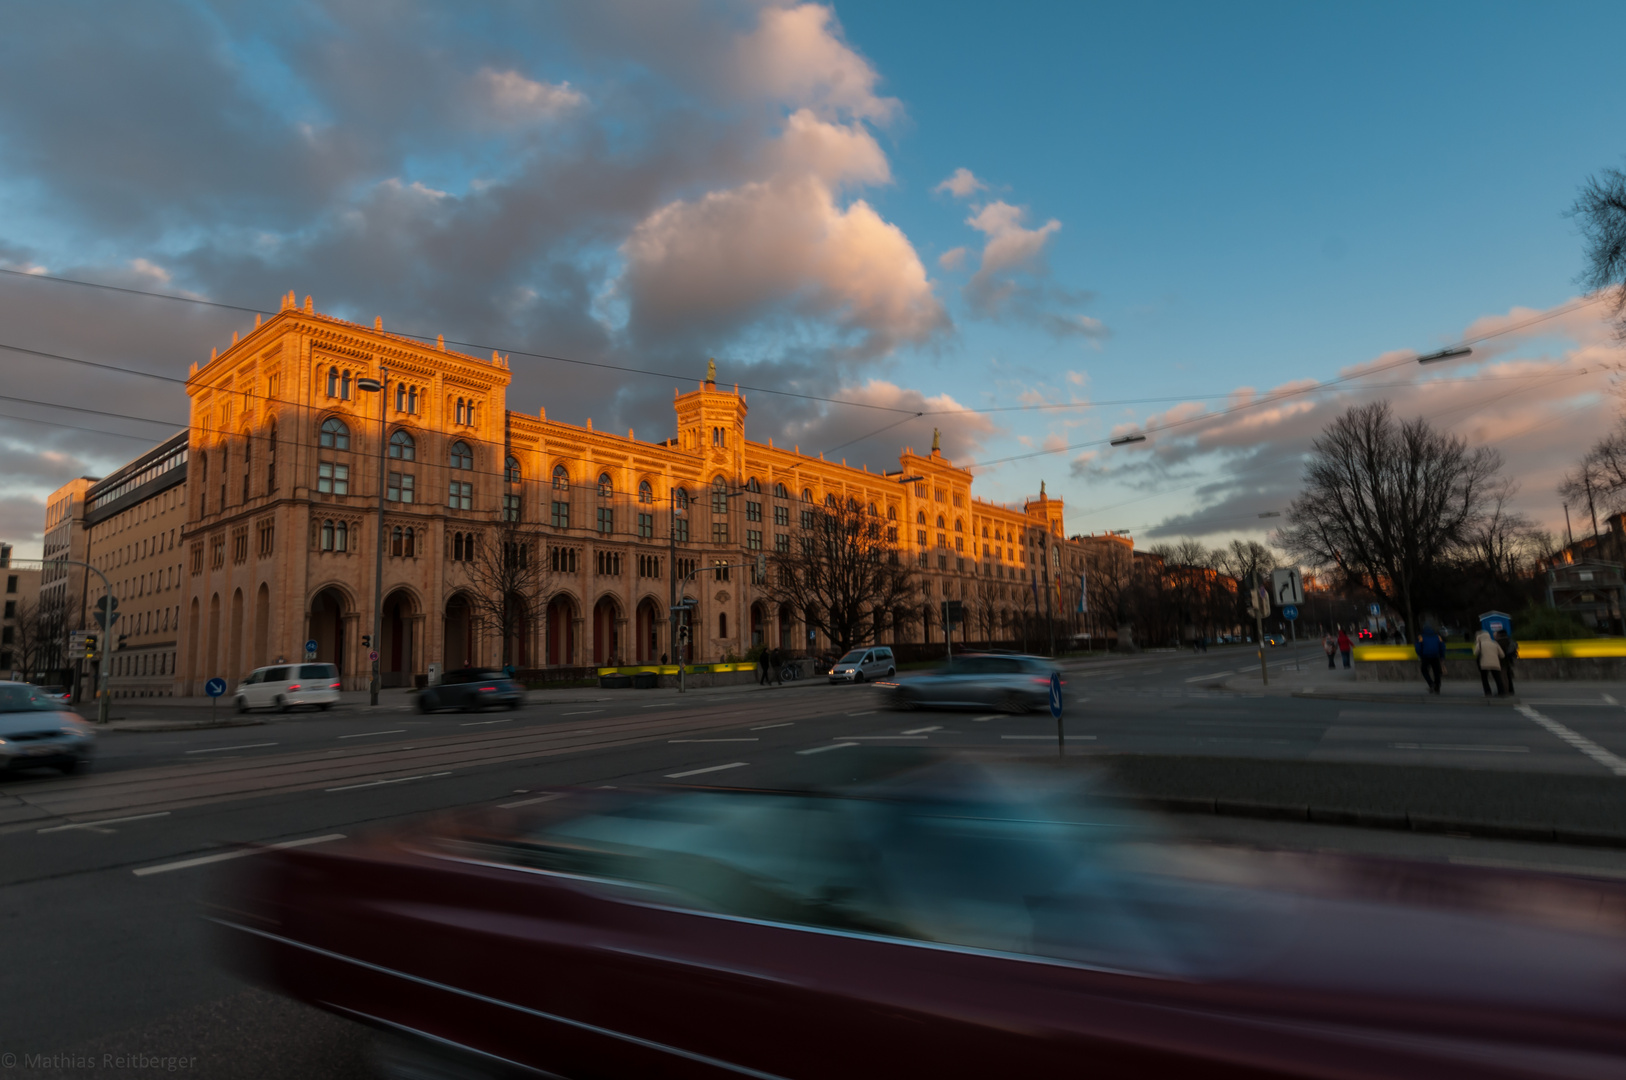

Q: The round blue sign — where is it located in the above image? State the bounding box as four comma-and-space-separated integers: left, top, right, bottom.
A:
304, 639, 318, 654
1048, 671, 1064, 720
205, 677, 227, 698
1282, 604, 1299, 621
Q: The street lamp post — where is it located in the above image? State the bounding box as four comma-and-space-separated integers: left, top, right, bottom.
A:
356, 371, 387, 706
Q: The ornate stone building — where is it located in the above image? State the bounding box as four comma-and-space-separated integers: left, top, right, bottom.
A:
39, 294, 1097, 696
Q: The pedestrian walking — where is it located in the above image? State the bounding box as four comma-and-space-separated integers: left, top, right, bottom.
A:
1415, 625, 1444, 694
756, 649, 770, 685
1336, 627, 1352, 669
1495, 628, 1517, 696
770, 646, 783, 684
1322, 631, 1337, 669
1473, 627, 1505, 696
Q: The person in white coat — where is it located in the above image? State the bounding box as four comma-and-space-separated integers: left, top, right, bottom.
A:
1473, 628, 1505, 697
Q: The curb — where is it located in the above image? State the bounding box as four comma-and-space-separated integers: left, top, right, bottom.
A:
1289, 690, 1522, 706
105, 718, 269, 733
1108, 794, 1626, 849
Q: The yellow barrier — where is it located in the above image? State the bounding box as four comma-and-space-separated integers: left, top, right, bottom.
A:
1353, 639, 1626, 662
595, 662, 760, 676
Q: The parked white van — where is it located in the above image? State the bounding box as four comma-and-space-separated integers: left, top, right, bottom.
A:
828, 646, 896, 684
234, 663, 341, 712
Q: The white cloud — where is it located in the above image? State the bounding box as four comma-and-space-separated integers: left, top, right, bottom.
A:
934, 167, 986, 199
781, 379, 1000, 463
475, 67, 585, 123
958, 198, 1106, 341
938, 246, 967, 271
734, 3, 898, 122
617, 111, 945, 356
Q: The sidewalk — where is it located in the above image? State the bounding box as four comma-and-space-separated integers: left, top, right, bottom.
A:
1217, 652, 1618, 704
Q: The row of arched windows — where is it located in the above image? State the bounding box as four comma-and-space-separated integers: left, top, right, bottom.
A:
319, 520, 349, 552
390, 526, 417, 557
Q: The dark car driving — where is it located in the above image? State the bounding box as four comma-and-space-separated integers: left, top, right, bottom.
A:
887, 653, 1060, 713
215, 763, 1626, 1079
415, 669, 524, 713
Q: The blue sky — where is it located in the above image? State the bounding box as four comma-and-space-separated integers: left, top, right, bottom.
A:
0, 1, 1621, 555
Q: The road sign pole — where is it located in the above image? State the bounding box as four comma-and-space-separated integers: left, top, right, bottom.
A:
1049, 670, 1065, 758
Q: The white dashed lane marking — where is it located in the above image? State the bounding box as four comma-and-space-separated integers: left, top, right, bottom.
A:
133, 833, 346, 877
665, 762, 750, 779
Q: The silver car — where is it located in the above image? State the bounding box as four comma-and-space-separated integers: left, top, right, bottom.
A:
828, 646, 896, 684
888, 654, 1061, 713
0, 682, 95, 775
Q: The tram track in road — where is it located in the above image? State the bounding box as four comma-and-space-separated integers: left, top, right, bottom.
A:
0, 693, 878, 829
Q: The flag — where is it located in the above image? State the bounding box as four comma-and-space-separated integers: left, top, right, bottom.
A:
1078, 570, 1088, 614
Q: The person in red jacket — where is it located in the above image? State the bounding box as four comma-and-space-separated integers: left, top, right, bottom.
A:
1336, 627, 1353, 669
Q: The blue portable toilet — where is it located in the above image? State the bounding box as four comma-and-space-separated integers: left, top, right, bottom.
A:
1478, 611, 1512, 636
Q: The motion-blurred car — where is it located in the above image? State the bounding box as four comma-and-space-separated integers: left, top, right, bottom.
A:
828, 646, 896, 683
886, 653, 1059, 713
1358, 628, 1374, 641
416, 669, 524, 713
0, 681, 94, 775
216, 765, 1626, 1079
31, 684, 71, 706
1263, 633, 1287, 646
234, 663, 341, 713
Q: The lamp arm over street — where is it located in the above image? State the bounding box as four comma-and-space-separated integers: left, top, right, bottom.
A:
26, 557, 115, 724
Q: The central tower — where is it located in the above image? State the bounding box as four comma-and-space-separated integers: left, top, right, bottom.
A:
673, 359, 748, 479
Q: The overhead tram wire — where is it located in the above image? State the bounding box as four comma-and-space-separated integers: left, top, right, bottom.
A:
2, 266, 1610, 425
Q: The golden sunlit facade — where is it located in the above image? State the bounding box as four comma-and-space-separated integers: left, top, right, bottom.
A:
156, 295, 1088, 694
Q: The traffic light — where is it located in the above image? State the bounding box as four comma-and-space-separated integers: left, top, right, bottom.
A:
83, 634, 98, 660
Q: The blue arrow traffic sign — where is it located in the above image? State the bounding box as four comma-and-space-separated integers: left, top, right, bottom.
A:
205, 678, 227, 698
1282, 604, 1299, 621
1049, 671, 1064, 720
305, 639, 318, 655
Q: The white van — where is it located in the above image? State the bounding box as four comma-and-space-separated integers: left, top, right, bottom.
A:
234, 663, 341, 712
828, 646, 896, 684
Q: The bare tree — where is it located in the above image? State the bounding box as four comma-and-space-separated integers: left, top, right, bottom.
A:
1571, 168, 1626, 335
1280, 401, 1502, 636
459, 519, 552, 669
763, 503, 917, 656
7, 598, 44, 680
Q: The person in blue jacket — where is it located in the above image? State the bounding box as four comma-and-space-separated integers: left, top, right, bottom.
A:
1415, 624, 1445, 694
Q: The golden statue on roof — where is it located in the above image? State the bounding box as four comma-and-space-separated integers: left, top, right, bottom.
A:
706, 358, 716, 383
931, 427, 940, 452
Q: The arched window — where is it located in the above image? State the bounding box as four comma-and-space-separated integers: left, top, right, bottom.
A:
505, 456, 521, 483
674, 487, 689, 510
917, 511, 926, 524
825, 494, 838, 508
391, 526, 403, 557
395, 384, 405, 412
340, 371, 351, 400
335, 521, 349, 551
638, 480, 653, 503
982, 525, 989, 538
450, 441, 473, 470
801, 488, 813, 502
319, 417, 350, 449
404, 527, 415, 558
936, 515, 945, 528
598, 473, 614, 498
712, 476, 729, 514
456, 398, 465, 425
453, 532, 464, 561
321, 520, 334, 551
955, 519, 964, 532
407, 386, 418, 414
745, 477, 760, 493
887, 506, 896, 520
552, 465, 569, 491
774, 482, 789, 499
389, 430, 415, 460
326, 367, 338, 397
847, 497, 859, 512
868, 503, 878, 516
719, 612, 728, 638
995, 529, 1003, 541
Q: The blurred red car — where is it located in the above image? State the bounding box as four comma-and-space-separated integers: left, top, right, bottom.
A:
214, 766, 1626, 1079
1357, 628, 1374, 641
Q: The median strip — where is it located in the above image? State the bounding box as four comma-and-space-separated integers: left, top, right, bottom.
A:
133, 833, 346, 877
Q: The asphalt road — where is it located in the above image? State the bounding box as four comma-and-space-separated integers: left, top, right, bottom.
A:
5, 642, 1626, 1078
